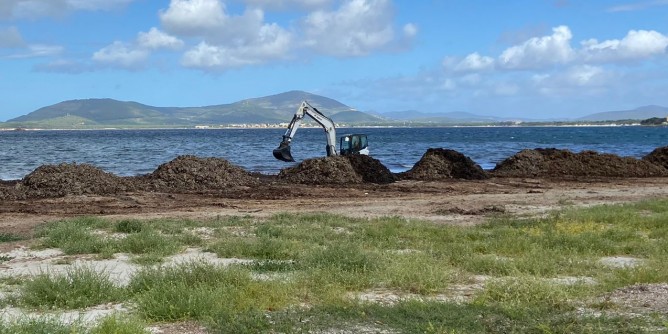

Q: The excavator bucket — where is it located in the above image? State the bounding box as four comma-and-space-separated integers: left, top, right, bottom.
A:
273, 141, 295, 162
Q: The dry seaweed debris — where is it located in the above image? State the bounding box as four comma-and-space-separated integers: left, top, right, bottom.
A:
148, 155, 259, 191
20, 163, 133, 198
278, 156, 363, 185
493, 148, 668, 178
643, 146, 668, 171
345, 155, 396, 184
400, 148, 488, 180
277, 155, 397, 185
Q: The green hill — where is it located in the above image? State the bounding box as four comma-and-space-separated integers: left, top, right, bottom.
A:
4, 91, 382, 128
578, 105, 668, 121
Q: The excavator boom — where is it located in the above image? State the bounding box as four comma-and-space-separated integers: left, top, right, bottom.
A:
273, 100, 337, 162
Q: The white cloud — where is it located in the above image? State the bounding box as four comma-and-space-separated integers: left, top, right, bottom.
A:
81, 0, 412, 71
430, 25, 668, 107
581, 30, 668, 62
160, 0, 295, 70
403, 23, 418, 38
0, 26, 64, 59
302, 0, 411, 56
91, 28, 183, 69
0, 26, 24, 48
0, 0, 136, 19
453, 26, 668, 73
4, 43, 63, 58
531, 65, 613, 97
137, 28, 184, 50
92, 41, 149, 68
159, 0, 227, 35
566, 65, 606, 86
181, 42, 227, 67
241, 0, 333, 10
181, 23, 292, 69
22, 44, 63, 57
498, 25, 575, 70
446, 52, 495, 72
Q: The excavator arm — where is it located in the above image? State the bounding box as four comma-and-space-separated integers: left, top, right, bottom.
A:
273, 101, 337, 162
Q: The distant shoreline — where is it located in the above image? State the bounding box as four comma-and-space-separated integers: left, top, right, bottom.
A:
1, 123, 662, 132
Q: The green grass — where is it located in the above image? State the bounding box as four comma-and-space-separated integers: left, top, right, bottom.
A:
0, 233, 22, 243
0, 317, 82, 334
0, 315, 148, 334
19, 265, 125, 309
34, 217, 198, 263
128, 262, 297, 322
89, 314, 149, 334
35, 217, 111, 254
9, 200, 668, 332
259, 300, 657, 334
114, 219, 144, 234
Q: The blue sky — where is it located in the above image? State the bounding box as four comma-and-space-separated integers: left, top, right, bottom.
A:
1, 0, 667, 121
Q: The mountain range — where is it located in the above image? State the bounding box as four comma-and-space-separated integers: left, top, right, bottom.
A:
5, 91, 383, 128
2, 91, 667, 128
577, 105, 668, 122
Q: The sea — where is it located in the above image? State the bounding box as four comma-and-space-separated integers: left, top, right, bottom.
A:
0, 126, 666, 180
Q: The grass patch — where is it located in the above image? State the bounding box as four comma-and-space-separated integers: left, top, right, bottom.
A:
117, 229, 180, 256
0, 233, 22, 243
128, 261, 297, 322
114, 219, 144, 234
473, 276, 587, 313
89, 314, 148, 334
0, 317, 84, 334
35, 218, 189, 262
263, 300, 657, 334
19, 265, 125, 309
207, 236, 300, 260
381, 252, 460, 294
35, 217, 110, 254
0, 315, 148, 334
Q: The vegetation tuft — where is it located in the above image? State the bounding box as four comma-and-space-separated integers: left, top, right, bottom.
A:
0, 233, 22, 243
0, 315, 148, 334
19, 265, 125, 309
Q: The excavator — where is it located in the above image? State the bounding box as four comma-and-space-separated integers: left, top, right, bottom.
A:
272, 100, 369, 162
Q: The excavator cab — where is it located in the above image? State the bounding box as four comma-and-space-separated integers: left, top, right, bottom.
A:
340, 134, 368, 156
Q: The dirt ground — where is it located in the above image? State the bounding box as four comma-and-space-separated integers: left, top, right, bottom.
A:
2, 148, 668, 236
2, 177, 668, 238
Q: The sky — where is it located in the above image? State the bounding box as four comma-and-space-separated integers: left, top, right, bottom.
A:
1, 0, 668, 121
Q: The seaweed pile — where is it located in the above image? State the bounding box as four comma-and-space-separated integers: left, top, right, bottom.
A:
492, 148, 668, 178
399, 148, 488, 181
146, 155, 259, 191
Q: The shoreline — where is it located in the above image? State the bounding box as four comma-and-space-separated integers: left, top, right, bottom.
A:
0, 123, 660, 132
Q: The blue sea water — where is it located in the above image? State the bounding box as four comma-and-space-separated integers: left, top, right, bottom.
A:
0, 126, 666, 180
